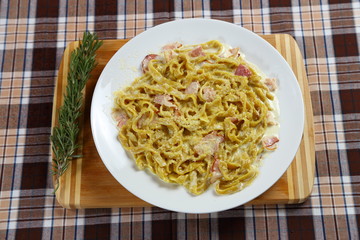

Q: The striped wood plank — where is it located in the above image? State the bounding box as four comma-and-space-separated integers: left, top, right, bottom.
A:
51, 34, 315, 208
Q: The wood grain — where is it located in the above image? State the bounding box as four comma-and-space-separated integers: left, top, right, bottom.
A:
52, 35, 315, 208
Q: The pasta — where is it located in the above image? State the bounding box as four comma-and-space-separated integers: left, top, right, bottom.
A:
112, 40, 279, 195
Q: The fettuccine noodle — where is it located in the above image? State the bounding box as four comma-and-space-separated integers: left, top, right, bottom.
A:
112, 40, 279, 195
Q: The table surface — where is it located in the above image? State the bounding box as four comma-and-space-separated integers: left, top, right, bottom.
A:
0, 0, 359, 239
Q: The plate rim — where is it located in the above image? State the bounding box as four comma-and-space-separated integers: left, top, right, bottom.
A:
90, 18, 305, 213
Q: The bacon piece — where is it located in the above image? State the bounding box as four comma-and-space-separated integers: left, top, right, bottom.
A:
264, 78, 278, 91
220, 48, 240, 58
203, 131, 224, 142
194, 132, 224, 156
112, 110, 128, 128
162, 42, 182, 51
189, 46, 205, 57
210, 156, 222, 183
211, 157, 220, 172
266, 111, 277, 126
235, 64, 252, 77
185, 81, 200, 94
153, 94, 176, 108
203, 87, 216, 102
262, 136, 279, 151
141, 54, 159, 73
163, 50, 177, 62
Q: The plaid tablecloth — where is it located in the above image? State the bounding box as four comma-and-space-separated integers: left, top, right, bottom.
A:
1, 0, 359, 239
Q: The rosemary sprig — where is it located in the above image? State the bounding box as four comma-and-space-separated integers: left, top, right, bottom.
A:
51, 32, 103, 193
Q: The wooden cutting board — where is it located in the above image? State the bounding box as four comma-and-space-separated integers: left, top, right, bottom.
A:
52, 34, 315, 209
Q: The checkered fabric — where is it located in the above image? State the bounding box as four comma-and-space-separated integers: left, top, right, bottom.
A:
1, 0, 359, 239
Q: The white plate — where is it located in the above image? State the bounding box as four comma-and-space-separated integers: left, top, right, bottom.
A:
91, 19, 304, 213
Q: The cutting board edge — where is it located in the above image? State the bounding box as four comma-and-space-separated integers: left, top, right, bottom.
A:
52, 34, 315, 209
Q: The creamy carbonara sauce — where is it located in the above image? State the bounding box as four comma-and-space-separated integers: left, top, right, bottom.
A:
112, 40, 280, 195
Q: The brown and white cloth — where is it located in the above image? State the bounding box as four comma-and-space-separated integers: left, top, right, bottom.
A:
0, 0, 359, 239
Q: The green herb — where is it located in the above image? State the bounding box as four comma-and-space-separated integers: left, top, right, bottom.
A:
51, 32, 103, 193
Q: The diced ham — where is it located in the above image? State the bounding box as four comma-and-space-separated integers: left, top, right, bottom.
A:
193, 142, 209, 155
203, 132, 224, 146
194, 132, 224, 156
141, 54, 159, 73
266, 111, 277, 126
162, 42, 182, 51
210, 156, 222, 183
229, 47, 240, 57
264, 78, 278, 91
203, 87, 216, 102
185, 81, 200, 94
189, 46, 205, 57
211, 157, 220, 172
235, 64, 252, 77
161, 43, 182, 62
262, 136, 279, 151
153, 94, 176, 107
210, 170, 222, 184
112, 110, 128, 128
